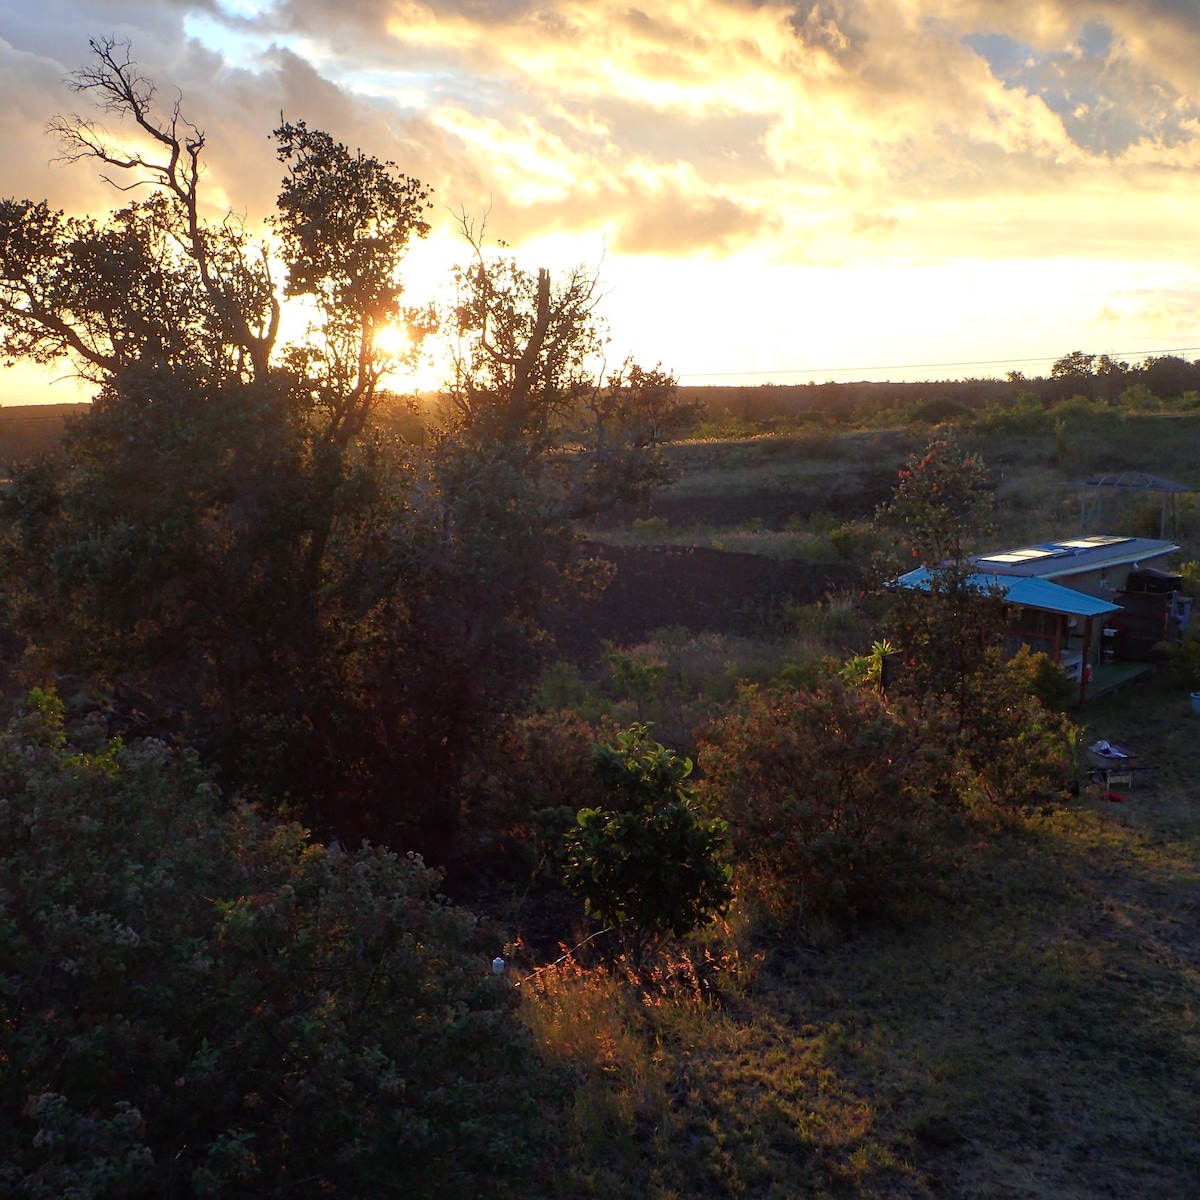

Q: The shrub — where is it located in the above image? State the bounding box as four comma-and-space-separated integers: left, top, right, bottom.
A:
563, 726, 733, 969
1178, 560, 1200, 598
459, 707, 617, 876
631, 516, 670, 539
949, 652, 1079, 810
1006, 645, 1076, 712
1049, 393, 1111, 420
0, 692, 559, 1198
1160, 625, 1200, 691
700, 681, 957, 928
838, 639, 897, 692
604, 645, 667, 723
974, 402, 1054, 437
907, 396, 973, 426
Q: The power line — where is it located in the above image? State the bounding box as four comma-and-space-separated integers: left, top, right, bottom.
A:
0, 412, 81, 423
677, 344, 1200, 383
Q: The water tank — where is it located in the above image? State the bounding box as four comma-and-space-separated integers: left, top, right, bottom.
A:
1124, 567, 1182, 595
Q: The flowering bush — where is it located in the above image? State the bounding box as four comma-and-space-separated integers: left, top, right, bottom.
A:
0, 690, 560, 1198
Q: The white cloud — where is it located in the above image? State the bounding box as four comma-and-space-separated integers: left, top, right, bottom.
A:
6, 0, 1200, 397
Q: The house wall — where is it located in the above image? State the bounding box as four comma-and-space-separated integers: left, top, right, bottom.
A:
1110, 592, 1174, 661
1003, 606, 1063, 658
1051, 547, 1175, 597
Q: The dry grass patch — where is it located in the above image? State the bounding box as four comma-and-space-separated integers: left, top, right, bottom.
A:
517, 692, 1200, 1197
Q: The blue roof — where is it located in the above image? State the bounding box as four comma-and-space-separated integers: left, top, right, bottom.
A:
894, 567, 1122, 618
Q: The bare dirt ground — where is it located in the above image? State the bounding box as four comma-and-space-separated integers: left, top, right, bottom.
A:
602, 479, 897, 530
551, 542, 861, 663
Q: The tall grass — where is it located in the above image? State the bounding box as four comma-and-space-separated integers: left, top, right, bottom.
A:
527, 416, 1200, 1196
516, 743, 1200, 1197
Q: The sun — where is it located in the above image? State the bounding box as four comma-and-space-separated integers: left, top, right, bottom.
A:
373, 322, 448, 394
373, 323, 415, 358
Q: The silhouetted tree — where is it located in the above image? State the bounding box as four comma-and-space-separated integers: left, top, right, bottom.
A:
0, 40, 662, 855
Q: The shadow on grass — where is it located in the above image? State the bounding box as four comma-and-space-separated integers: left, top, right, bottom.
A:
527, 701, 1200, 1198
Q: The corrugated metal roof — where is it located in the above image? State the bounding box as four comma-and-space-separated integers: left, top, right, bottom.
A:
894, 567, 1123, 618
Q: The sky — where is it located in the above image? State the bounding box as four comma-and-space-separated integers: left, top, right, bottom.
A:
5, 0, 1200, 405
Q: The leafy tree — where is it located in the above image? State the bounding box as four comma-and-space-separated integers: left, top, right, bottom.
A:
273, 119, 434, 448
0, 191, 268, 387
2, 38, 280, 383
874, 436, 1078, 810
0, 373, 312, 726
445, 219, 676, 513
877, 434, 1005, 722
1140, 354, 1200, 400
447, 215, 605, 447
0, 691, 561, 1198
0, 41, 657, 855
880, 432, 994, 570
1051, 350, 1097, 380
1094, 353, 1131, 400
950, 651, 1078, 809
563, 725, 732, 970
606, 359, 700, 448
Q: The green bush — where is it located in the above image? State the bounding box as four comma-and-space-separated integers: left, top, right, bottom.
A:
1160, 626, 1200, 691
906, 396, 973, 426
974, 402, 1054, 437
1178, 560, 1200, 598
632, 516, 670, 539
535, 659, 613, 724
1006, 645, 1076, 712
563, 726, 732, 969
701, 681, 957, 928
0, 692, 559, 1198
956, 657, 1078, 809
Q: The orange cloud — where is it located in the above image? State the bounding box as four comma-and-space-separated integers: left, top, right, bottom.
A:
8, 0, 1200, 397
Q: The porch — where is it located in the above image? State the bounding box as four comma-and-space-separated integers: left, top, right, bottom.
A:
1083, 660, 1156, 705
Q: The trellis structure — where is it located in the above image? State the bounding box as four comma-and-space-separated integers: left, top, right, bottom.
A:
1067, 472, 1193, 540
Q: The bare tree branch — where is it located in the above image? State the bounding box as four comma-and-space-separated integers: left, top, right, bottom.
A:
44, 37, 276, 380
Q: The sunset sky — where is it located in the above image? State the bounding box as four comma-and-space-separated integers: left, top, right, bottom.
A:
5, 0, 1200, 404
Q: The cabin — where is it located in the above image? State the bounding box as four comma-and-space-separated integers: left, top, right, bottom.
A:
969, 535, 1177, 599
894, 535, 1191, 704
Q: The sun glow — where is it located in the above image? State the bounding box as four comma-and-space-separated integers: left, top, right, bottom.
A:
373, 323, 415, 359
374, 322, 449, 395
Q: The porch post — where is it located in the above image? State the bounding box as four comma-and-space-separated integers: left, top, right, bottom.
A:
1079, 615, 1094, 704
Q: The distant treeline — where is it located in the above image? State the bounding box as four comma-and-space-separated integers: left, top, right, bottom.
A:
6, 349, 1200, 464
677, 379, 1014, 421
678, 351, 1200, 424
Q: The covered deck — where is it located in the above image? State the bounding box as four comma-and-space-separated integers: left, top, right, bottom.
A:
1088, 659, 1155, 704
893, 567, 1125, 705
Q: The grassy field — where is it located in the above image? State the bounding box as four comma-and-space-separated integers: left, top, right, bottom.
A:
519, 680, 1200, 1200
520, 415, 1200, 1199
587, 412, 1200, 566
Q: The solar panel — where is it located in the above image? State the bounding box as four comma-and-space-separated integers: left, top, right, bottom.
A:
1057, 536, 1132, 549
980, 548, 1056, 563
